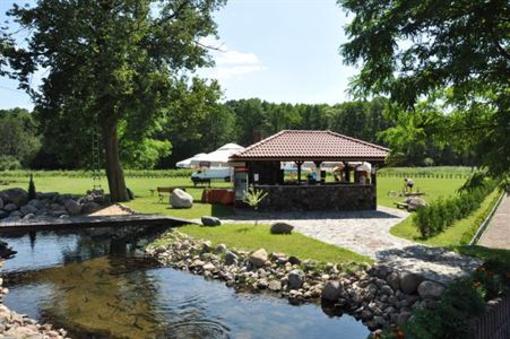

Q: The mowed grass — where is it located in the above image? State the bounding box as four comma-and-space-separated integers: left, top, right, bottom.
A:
173, 223, 372, 264
390, 189, 501, 247
2, 167, 472, 217
0, 175, 234, 220
376, 176, 467, 208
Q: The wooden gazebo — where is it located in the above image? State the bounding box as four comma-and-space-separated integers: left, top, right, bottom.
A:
229, 130, 389, 211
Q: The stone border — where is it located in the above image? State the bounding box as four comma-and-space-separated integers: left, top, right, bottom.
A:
145, 230, 450, 332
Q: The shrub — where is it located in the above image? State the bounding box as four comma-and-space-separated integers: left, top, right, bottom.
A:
414, 179, 498, 238
27, 174, 36, 200
0, 155, 22, 171
405, 279, 486, 339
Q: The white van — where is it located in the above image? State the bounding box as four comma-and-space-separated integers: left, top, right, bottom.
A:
191, 167, 232, 185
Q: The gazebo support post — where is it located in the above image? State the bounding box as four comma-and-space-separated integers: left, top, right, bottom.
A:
344, 162, 351, 183
313, 160, 322, 183
295, 161, 303, 185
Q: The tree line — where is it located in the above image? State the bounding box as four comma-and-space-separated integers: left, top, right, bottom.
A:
1, 96, 476, 171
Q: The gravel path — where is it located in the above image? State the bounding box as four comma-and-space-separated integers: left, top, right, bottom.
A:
221, 206, 412, 258
478, 192, 510, 250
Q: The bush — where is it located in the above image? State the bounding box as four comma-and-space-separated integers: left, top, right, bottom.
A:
0, 155, 22, 171
405, 279, 486, 339
414, 179, 498, 238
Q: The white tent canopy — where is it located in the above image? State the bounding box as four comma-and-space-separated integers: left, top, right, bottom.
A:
188, 143, 245, 167
176, 153, 208, 168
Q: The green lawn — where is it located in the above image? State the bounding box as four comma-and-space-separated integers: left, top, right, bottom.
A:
390, 189, 500, 247
1, 167, 473, 220
156, 223, 372, 265
376, 176, 467, 208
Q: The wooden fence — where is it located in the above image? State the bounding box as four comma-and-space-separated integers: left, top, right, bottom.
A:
469, 296, 510, 339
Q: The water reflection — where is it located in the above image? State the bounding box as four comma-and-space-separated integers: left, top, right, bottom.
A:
1, 231, 370, 338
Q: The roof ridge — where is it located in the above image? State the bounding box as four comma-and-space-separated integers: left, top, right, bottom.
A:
326, 130, 390, 152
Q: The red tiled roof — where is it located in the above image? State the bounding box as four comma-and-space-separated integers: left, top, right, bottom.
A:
230, 130, 389, 161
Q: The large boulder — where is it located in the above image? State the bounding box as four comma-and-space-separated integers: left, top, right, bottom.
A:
399, 272, 424, 294
321, 280, 344, 301
201, 216, 222, 226
270, 222, 294, 234
287, 269, 305, 289
170, 189, 193, 209
417, 280, 445, 299
405, 197, 427, 211
64, 199, 82, 215
0, 188, 28, 206
249, 248, 268, 268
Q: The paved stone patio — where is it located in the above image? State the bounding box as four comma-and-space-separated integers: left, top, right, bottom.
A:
220, 206, 482, 284
221, 206, 412, 258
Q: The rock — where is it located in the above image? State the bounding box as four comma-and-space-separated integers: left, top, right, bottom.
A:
380, 285, 394, 295
20, 204, 38, 216
249, 248, 268, 268
0, 197, 3, 209
27, 199, 44, 209
405, 197, 427, 211
0, 188, 28, 206
270, 222, 294, 234
0, 210, 8, 220
287, 269, 305, 289
81, 201, 101, 214
288, 256, 301, 265
23, 213, 35, 220
202, 262, 216, 271
215, 243, 227, 253
399, 272, 424, 294
64, 199, 82, 215
417, 280, 445, 299
386, 272, 400, 291
202, 241, 213, 252
201, 216, 222, 226
321, 280, 344, 301
170, 189, 193, 209
268, 280, 282, 291
224, 251, 238, 265
3, 203, 17, 212
9, 210, 22, 218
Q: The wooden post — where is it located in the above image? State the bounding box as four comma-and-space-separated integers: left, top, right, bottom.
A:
296, 161, 303, 185
313, 160, 322, 183
344, 162, 351, 183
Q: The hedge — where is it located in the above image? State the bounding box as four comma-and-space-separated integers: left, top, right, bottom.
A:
0, 169, 193, 178
413, 179, 498, 239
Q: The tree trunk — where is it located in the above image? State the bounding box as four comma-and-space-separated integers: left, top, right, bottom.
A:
103, 122, 129, 202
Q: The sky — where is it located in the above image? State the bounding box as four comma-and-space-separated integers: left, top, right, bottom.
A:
0, 0, 357, 110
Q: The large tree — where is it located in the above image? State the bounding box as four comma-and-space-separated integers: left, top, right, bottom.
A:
340, 0, 510, 176
6, 0, 226, 201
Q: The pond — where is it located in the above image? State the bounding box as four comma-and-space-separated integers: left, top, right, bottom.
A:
1, 230, 370, 338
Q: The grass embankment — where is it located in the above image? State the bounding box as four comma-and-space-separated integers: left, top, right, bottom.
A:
390, 189, 501, 247
154, 223, 373, 265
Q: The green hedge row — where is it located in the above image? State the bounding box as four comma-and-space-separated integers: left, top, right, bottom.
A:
0, 169, 193, 178
413, 180, 498, 238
